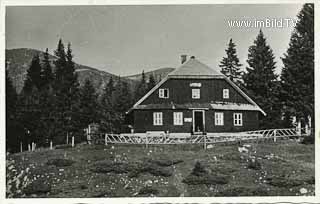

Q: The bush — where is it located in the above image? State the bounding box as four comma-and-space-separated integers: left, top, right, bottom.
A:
266, 176, 303, 187
182, 161, 228, 185
182, 174, 228, 185
146, 158, 184, 167
46, 158, 75, 167
91, 160, 173, 177
247, 158, 261, 170
137, 186, 159, 196
216, 186, 271, 196
23, 180, 51, 195
301, 135, 314, 145
191, 161, 207, 176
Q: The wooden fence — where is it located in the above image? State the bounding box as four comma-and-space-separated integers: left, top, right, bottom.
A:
87, 127, 311, 148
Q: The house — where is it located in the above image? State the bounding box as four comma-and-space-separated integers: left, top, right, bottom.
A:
127, 55, 266, 134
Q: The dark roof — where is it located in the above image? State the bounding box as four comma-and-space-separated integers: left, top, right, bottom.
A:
168, 58, 223, 78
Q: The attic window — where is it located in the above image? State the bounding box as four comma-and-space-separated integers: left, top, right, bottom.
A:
223, 89, 229, 99
192, 89, 200, 99
159, 88, 169, 98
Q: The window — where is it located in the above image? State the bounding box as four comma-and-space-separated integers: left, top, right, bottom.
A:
223, 89, 229, 99
153, 112, 163, 126
173, 112, 183, 125
233, 113, 243, 126
192, 89, 200, 99
215, 112, 224, 126
159, 89, 169, 98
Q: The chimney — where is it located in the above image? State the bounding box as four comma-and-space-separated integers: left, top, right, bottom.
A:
180, 55, 187, 64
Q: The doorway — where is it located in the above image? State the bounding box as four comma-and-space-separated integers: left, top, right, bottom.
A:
193, 110, 205, 133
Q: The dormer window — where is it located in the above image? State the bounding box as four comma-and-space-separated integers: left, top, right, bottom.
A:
223, 89, 229, 99
159, 88, 169, 98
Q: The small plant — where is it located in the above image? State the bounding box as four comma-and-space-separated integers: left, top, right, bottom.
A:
137, 186, 159, 196
247, 158, 261, 170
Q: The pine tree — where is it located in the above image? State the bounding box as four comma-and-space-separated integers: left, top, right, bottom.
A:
280, 4, 314, 127
6, 71, 21, 152
39, 48, 55, 143
112, 78, 133, 133
147, 74, 156, 91
243, 30, 281, 128
99, 78, 116, 133
41, 48, 54, 86
52, 40, 80, 144
78, 79, 98, 129
134, 70, 148, 102
219, 39, 243, 85
22, 55, 42, 93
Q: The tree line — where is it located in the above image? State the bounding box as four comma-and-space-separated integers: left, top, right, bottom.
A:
6, 4, 313, 152
218, 4, 313, 130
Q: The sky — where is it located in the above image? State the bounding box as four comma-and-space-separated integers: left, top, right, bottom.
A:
6, 4, 302, 76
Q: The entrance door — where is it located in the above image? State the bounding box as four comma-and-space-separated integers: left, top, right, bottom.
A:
193, 110, 205, 133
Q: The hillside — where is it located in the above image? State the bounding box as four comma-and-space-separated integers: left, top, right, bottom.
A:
5, 48, 137, 94
6, 140, 315, 197
125, 67, 174, 82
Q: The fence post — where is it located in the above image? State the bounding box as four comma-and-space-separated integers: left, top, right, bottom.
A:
71, 136, 75, 147
297, 120, 301, 136
66, 132, 69, 145
20, 141, 23, 153
105, 134, 108, 146
203, 134, 207, 150
50, 140, 53, 150
146, 134, 148, 149
273, 130, 277, 142
28, 143, 31, 152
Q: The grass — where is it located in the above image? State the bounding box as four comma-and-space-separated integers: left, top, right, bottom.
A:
6, 140, 315, 197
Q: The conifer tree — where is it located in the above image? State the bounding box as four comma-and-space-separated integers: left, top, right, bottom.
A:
134, 70, 148, 102
219, 39, 243, 85
6, 71, 21, 152
41, 48, 54, 86
78, 79, 98, 129
147, 74, 156, 91
22, 55, 42, 93
99, 78, 116, 133
243, 30, 281, 128
280, 4, 314, 127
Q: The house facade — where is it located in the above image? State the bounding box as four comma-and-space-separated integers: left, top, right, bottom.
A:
127, 56, 266, 134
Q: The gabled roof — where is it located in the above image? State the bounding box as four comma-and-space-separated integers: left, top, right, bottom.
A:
127, 57, 266, 116
168, 58, 223, 78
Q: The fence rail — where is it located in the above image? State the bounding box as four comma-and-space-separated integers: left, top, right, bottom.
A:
87, 127, 311, 147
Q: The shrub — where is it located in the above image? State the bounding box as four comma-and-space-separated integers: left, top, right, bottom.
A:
46, 158, 74, 167
191, 161, 207, 176
23, 179, 51, 195
182, 161, 228, 185
247, 158, 261, 170
137, 186, 159, 196
182, 174, 228, 185
216, 186, 271, 196
301, 134, 314, 145
266, 176, 303, 187
146, 158, 184, 167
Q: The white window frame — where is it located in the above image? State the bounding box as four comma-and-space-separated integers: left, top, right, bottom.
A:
223, 89, 229, 99
233, 113, 243, 126
159, 88, 169, 98
153, 112, 163, 126
173, 112, 183, 126
215, 112, 224, 126
192, 89, 200, 99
